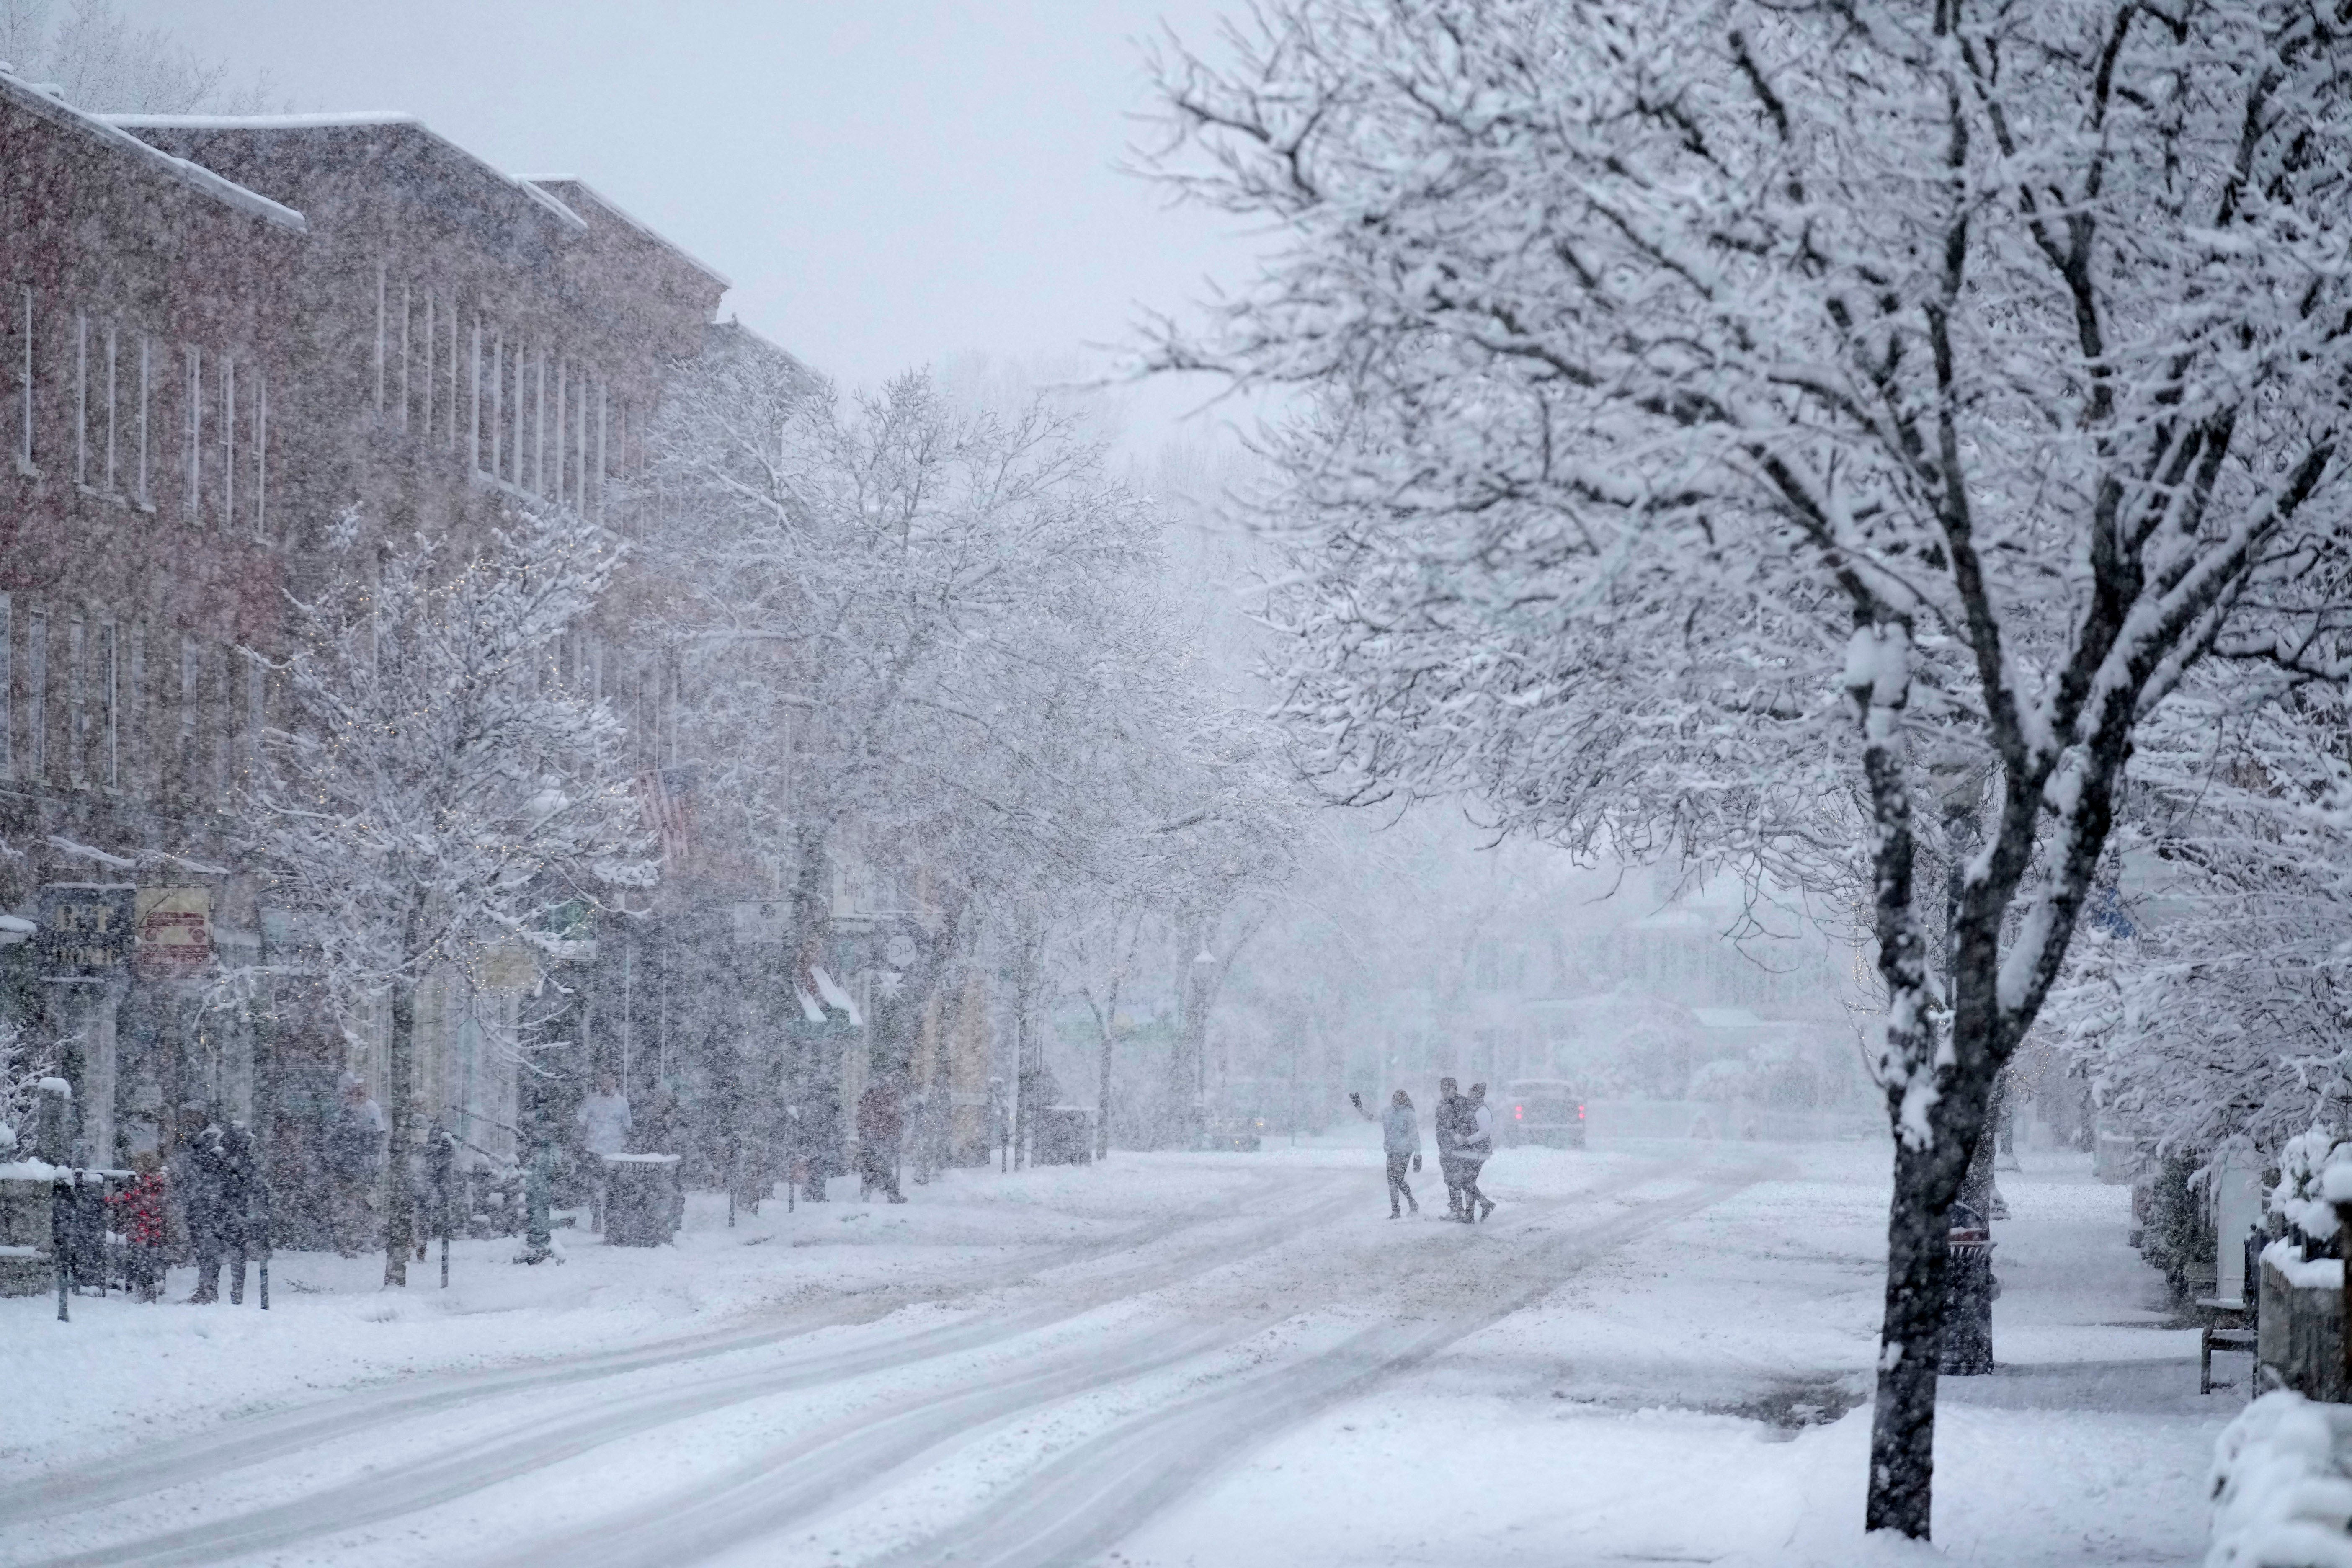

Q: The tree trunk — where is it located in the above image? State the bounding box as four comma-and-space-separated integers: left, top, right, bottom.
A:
1865, 1136, 1959, 1535
1170, 913, 1207, 1150
1095, 1010, 1117, 1163
1009, 913, 1040, 1172
384, 890, 430, 1288
1957, 1065, 2007, 1220
384, 992, 415, 1289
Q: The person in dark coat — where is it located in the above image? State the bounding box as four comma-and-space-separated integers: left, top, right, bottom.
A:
1460, 1082, 1498, 1222
209, 1122, 262, 1304
855, 1079, 906, 1203
185, 1122, 231, 1303
1434, 1077, 1471, 1220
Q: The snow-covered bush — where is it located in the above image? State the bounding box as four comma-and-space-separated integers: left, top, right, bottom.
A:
2272, 1130, 2352, 1253
0, 1021, 57, 1157
2210, 1392, 2352, 1568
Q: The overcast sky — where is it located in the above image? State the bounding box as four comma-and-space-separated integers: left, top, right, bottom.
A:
125, 0, 1259, 418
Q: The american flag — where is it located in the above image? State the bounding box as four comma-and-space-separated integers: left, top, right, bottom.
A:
636, 766, 698, 866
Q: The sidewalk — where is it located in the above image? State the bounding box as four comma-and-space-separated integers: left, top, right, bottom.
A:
1120, 1143, 2228, 1568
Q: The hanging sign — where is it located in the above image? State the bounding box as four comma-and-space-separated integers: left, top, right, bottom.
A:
135, 887, 212, 979
38, 884, 136, 980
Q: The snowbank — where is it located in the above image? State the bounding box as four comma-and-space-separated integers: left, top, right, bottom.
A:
2210, 1391, 2352, 1568
2266, 1238, 2346, 1293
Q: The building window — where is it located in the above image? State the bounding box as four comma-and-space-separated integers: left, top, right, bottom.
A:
26, 607, 45, 781
15, 287, 31, 472
126, 621, 144, 794
421, 289, 433, 440
490, 328, 504, 479
252, 369, 268, 539
243, 653, 263, 785
373, 262, 386, 417
103, 322, 118, 493
186, 345, 202, 524
221, 355, 235, 526
469, 315, 482, 471
534, 346, 546, 495
67, 614, 84, 787
178, 634, 199, 799
73, 312, 87, 486
398, 281, 410, 433
448, 303, 460, 454
135, 336, 150, 507
553, 358, 565, 506
596, 382, 608, 519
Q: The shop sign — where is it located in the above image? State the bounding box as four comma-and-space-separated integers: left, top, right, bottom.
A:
135, 887, 211, 980
37, 883, 136, 980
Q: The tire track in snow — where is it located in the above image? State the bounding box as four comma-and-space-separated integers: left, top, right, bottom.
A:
859, 1164, 1776, 1568
0, 1165, 1318, 1530
479, 1166, 1702, 1568
3, 1175, 1378, 1567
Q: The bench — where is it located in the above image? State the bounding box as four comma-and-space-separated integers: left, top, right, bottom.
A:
2198, 1295, 2259, 1394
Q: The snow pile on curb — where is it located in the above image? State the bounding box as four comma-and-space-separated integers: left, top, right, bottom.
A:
2210, 1391, 2352, 1567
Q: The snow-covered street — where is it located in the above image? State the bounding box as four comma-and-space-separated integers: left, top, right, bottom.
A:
0, 1133, 2218, 1568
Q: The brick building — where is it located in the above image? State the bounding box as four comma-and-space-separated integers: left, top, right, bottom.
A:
3, 74, 998, 1210
0, 70, 305, 1169
0, 67, 758, 1191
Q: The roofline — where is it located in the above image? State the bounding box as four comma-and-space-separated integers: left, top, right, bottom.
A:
104, 111, 587, 235
0, 73, 306, 232
707, 316, 814, 378
520, 175, 732, 289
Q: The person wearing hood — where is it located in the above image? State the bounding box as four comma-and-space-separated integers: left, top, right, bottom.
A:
1351, 1089, 1422, 1217
1459, 1082, 1498, 1222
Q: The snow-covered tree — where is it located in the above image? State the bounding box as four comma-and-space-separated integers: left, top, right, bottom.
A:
2043, 679, 2352, 1160
249, 507, 653, 1287
0, 1018, 57, 1159
1145, 0, 2352, 1537
0, 0, 276, 112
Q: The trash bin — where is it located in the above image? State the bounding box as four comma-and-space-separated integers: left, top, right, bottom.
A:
1941, 1204, 1997, 1375
601, 1154, 682, 1246
1034, 1106, 1095, 1166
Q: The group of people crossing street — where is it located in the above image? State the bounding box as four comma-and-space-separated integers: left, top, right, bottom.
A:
1351, 1078, 1498, 1222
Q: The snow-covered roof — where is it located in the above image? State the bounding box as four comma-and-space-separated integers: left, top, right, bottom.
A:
521, 175, 732, 289
105, 110, 587, 235
0, 70, 305, 232
708, 315, 809, 368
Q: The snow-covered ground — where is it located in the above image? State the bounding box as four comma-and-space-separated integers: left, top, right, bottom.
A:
0, 1132, 2223, 1566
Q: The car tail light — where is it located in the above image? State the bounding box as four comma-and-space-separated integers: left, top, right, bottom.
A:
1514, 1105, 1523, 1119
1577, 1104, 1586, 1119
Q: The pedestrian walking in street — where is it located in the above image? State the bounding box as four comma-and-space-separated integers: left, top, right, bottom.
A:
1434, 1077, 1471, 1220
856, 1078, 906, 1204
1460, 1082, 1498, 1222
1349, 1089, 1421, 1217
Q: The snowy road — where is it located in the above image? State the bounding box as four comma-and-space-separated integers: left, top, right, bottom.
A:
5, 1142, 2213, 1567
1, 1151, 1755, 1568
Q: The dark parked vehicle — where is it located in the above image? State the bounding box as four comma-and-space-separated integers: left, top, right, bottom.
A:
1503, 1080, 1586, 1148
